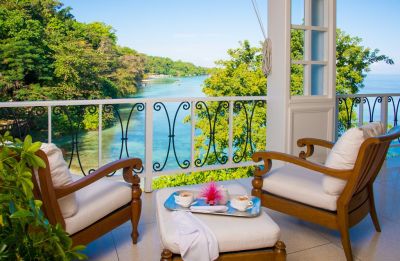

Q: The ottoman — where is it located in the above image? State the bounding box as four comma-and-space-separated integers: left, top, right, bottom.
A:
156, 183, 286, 261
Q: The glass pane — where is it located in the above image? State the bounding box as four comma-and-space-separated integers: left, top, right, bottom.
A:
311, 31, 325, 61
311, 65, 324, 95
311, 0, 325, 26
291, 64, 304, 96
291, 0, 304, 25
291, 29, 305, 60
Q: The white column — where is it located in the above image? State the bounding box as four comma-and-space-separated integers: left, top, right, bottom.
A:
267, 0, 291, 154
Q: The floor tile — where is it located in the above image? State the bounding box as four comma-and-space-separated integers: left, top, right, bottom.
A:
265, 209, 331, 254
287, 243, 349, 261
82, 232, 118, 261
112, 222, 161, 261
305, 215, 400, 261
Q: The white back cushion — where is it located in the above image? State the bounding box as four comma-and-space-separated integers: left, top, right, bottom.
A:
39, 143, 79, 218
323, 122, 386, 195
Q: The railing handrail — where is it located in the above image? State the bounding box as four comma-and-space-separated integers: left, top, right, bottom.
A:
337, 93, 400, 98
0, 96, 268, 108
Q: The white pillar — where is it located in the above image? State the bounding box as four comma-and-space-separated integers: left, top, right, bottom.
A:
266, 0, 291, 154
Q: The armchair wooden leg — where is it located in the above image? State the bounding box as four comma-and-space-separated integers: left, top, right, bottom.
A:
251, 176, 263, 198
131, 174, 142, 244
368, 185, 381, 232
273, 240, 286, 261
338, 210, 353, 261
161, 249, 173, 261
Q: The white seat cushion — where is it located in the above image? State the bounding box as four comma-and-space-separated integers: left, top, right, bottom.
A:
64, 175, 131, 235
263, 164, 339, 211
156, 183, 280, 254
37, 143, 78, 218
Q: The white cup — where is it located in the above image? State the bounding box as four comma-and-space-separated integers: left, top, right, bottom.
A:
174, 191, 194, 208
230, 195, 253, 211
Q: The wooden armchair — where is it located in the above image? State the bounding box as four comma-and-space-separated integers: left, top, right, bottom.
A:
251, 126, 400, 261
32, 150, 143, 246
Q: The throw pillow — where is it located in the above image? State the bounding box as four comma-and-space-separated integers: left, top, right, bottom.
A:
36, 143, 79, 218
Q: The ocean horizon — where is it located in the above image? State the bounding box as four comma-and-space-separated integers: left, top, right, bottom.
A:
361, 73, 400, 94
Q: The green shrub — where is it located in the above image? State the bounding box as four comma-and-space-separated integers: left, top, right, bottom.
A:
152, 166, 253, 190
0, 132, 86, 260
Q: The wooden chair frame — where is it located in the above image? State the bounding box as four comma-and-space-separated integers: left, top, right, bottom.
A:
32, 150, 143, 246
251, 127, 400, 261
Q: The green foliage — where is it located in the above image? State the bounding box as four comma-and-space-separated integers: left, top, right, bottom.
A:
197, 40, 266, 165
335, 29, 393, 131
144, 56, 208, 77
290, 29, 305, 96
0, 0, 205, 103
152, 167, 253, 190
0, 132, 86, 260
336, 29, 394, 95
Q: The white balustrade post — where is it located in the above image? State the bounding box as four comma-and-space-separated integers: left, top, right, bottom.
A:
190, 101, 195, 167
144, 101, 154, 192
47, 106, 52, 143
381, 96, 388, 130
228, 101, 233, 164
335, 98, 339, 140
358, 97, 364, 127
98, 104, 103, 168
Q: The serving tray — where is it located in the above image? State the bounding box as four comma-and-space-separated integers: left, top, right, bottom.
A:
164, 190, 261, 218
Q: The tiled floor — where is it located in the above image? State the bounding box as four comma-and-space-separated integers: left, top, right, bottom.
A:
82, 158, 400, 261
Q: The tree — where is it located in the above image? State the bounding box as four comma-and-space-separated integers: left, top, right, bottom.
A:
335, 29, 394, 94
193, 40, 266, 167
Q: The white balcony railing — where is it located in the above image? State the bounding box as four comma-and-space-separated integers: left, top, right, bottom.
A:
0, 96, 267, 192
2, 92, 398, 192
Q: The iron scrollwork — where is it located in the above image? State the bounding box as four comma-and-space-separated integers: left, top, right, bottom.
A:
53, 105, 98, 176
232, 100, 266, 163
0, 106, 47, 139
153, 102, 191, 172
104, 103, 145, 175
194, 101, 229, 167
338, 97, 361, 130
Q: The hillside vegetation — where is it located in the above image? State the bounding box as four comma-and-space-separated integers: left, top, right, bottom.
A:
0, 0, 207, 101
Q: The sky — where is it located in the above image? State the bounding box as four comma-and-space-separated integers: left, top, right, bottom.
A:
62, 0, 400, 75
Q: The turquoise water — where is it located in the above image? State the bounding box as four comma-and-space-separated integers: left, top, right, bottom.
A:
58, 74, 400, 173
57, 76, 207, 174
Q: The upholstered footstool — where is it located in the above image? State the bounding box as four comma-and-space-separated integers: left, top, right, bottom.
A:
156, 183, 286, 261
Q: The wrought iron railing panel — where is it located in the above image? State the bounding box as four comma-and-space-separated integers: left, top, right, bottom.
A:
0, 96, 267, 191
336, 93, 400, 157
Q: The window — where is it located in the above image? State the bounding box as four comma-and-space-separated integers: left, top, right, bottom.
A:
291, 0, 327, 96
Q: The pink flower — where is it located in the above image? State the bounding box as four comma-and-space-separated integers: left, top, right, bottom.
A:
199, 182, 223, 205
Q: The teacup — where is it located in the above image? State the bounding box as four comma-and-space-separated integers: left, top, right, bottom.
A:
230, 195, 253, 211
174, 191, 194, 207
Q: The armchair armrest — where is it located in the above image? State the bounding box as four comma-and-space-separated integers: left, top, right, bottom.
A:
252, 151, 351, 180
55, 158, 142, 199
297, 138, 335, 159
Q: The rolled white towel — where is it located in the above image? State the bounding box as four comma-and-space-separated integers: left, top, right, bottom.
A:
190, 205, 228, 213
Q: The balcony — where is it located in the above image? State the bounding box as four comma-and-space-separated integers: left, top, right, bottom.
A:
0, 92, 399, 260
